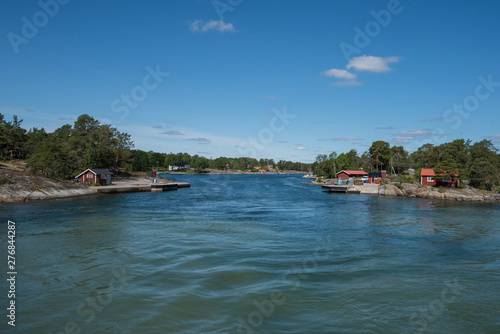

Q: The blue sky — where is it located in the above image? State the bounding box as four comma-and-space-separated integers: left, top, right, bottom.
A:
1, 0, 500, 162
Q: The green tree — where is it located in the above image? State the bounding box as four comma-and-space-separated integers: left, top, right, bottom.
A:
131, 150, 150, 172
469, 159, 499, 191
390, 145, 409, 174
369, 140, 391, 172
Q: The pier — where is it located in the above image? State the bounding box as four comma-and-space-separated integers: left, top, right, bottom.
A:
321, 183, 379, 195
90, 179, 190, 194
321, 185, 361, 194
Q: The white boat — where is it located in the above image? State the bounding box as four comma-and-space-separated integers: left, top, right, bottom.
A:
302, 173, 316, 179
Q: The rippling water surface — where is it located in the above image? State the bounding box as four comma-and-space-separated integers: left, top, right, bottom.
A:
2, 175, 500, 333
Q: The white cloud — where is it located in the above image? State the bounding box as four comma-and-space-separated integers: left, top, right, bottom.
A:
296, 146, 307, 150
189, 20, 235, 33
346, 55, 401, 73
323, 69, 356, 80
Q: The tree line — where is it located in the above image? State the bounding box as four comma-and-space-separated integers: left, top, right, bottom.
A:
0, 114, 310, 178
3, 113, 499, 190
129, 151, 310, 173
1, 114, 134, 179
312, 139, 500, 191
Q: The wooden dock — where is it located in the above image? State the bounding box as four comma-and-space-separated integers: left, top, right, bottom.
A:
91, 181, 190, 194
321, 185, 361, 194
151, 182, 190, 192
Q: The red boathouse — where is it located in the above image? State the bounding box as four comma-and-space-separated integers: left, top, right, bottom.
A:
75, 168, 112, 184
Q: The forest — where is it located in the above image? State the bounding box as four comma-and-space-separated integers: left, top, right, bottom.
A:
0, 113, 310, 178
1, 113, 499, 191
312, 139, 500, 191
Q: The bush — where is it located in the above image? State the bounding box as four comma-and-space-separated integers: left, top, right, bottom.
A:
394, 183, 403, 190
380, 178, 389, 185
394, 175, 416, 184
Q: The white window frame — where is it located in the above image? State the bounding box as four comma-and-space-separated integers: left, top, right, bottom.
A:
427, 177, 433, 182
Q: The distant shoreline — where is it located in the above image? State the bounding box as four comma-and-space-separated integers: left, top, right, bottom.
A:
162, 169, 307, 175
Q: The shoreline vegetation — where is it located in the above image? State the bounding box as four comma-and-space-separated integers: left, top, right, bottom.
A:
305, 178, 500, 202
2, 160, 499, 203
1, 113, 499, 203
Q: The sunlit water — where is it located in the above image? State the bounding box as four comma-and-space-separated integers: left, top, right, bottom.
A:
1, 174, 500, 333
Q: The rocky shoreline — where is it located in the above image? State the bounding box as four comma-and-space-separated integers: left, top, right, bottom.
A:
378, 183, 500, 202
0, 161, 95, 203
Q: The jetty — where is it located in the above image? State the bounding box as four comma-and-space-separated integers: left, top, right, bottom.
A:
90, 179, 190, 194
322, 185, 360, 194
321, 183, 379, 195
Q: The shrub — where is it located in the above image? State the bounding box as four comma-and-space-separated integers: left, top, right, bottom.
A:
394, 175, 415, 184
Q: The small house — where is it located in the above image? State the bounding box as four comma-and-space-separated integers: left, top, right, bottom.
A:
76, 168, 112, 184
337, 170, 368, 179
421, 168, 436, 186
421, 168, 459, 187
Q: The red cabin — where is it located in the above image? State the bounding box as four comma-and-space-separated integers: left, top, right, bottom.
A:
421, 168, 460, 187
337, 170, 368, 179
75, 168, 112, 184
421, 168, 436, 186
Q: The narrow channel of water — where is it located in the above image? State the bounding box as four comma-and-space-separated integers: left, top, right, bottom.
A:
1, 174, 499, 333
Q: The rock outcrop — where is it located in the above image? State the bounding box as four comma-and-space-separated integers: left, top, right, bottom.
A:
0, 162, 94, 203
378, 183, 499, 202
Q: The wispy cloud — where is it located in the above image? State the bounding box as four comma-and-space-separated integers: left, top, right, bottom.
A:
296, 146, 307, 150
58, 116, 73, 121
392, 130, 442, 137
390, 129, 446, 145
322, 69, 356, 80
347, 56, 401, 73
262, 95, 276, 100
489, 134, 500, 142
185, 137, 211, 143
161, 130, 185, 135
375, 126, 394, 130
188, 20, 235, 33
417, 116, 455, 123
334, 80, 362, 86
